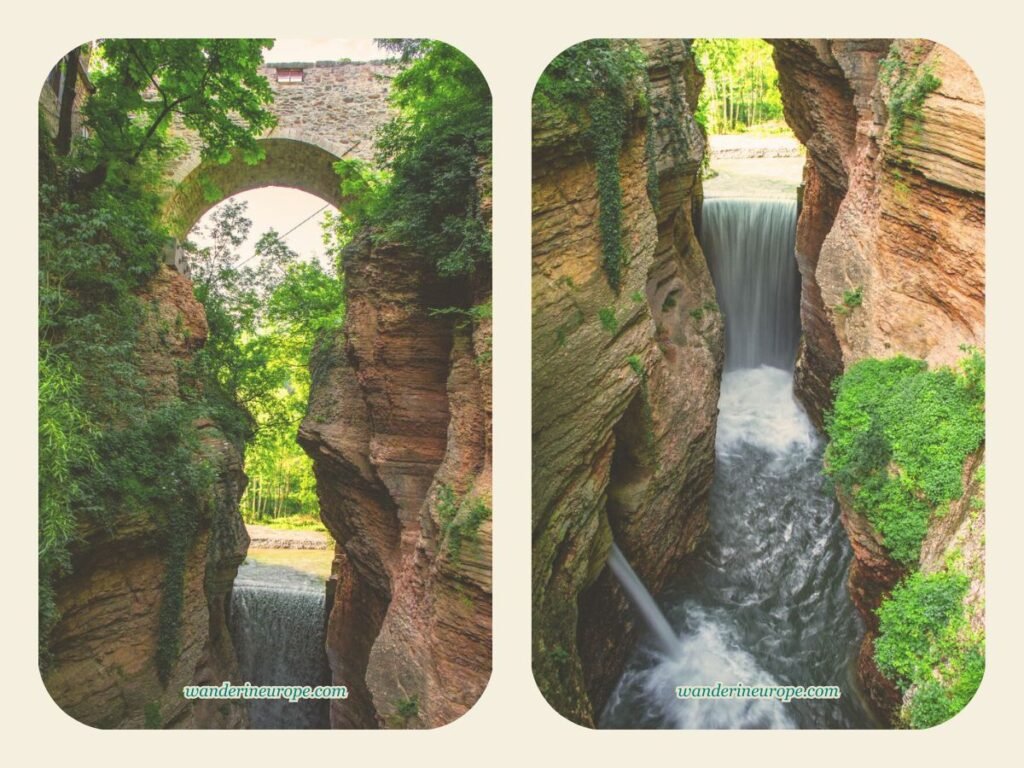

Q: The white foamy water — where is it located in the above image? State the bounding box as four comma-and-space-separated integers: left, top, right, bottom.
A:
604, 605, 794, 729
715, 366, 818, 456
230, 558, 331, 728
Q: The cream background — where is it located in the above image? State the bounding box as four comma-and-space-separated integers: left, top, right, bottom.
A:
4, 2, 1019, 764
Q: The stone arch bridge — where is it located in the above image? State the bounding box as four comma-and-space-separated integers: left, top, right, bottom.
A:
162, 59, 396, 263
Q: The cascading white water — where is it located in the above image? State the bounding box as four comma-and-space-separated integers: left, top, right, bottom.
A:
607, 543, 682, 657
600, 196, 874, 729
702, 199, 801, 370
229, 559, 331, 728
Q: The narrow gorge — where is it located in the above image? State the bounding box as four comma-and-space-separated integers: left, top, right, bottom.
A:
532, 38, 985, 729
39, 38, 491, 730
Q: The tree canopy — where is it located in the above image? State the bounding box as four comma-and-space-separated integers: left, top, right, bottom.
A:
692, 39, 787, 135
185, 199, 344, 523
327, 39, 492, 278
61, 39, 275, 190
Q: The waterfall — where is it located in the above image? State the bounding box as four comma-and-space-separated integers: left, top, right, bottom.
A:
701, 198, 800, 371
600, 194, 874, 729
607, 543, 681, 656
229, 559, 331, 728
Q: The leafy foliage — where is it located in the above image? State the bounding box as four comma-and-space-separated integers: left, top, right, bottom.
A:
599, 306, 619, 334
38, 39, 274, 671
692, 39, 787, 135
535, 40, 649, 291
38, 352, 98, 650
834, 287, 864, 317
321, 158, 387, 266
874, 568, 983, 727
435, 484, 492, 560
823, 352, 985, 563
875, 569, 968, 684
626, 354, 645, 380
367, 40, 491, 277
395, 696, 419, 720
185, 200, 345, 522
78, 39, 275, 185
879, 44, 941, 148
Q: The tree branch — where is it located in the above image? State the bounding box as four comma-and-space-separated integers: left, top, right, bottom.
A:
55, 48, 81, 157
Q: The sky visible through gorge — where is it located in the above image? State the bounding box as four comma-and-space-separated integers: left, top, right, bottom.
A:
190, 39, 389, 271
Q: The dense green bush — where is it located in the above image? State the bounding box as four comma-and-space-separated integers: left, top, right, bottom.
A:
875, 569, 968, 684
370, 40, 491, 278
824, 353, 985, 563
873, 568, 983, 728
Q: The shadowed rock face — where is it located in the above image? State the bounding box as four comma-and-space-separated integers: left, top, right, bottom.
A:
531, 40, 723, 726
299, 237, 492, 729
773, 39, 985, 724
42, 267, 249, 730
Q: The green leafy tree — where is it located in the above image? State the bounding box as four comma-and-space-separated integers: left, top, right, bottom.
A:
692, 39, 786, 135
367, 39, 491, 277
64, 39, 275, 190
185, 201, 344, 522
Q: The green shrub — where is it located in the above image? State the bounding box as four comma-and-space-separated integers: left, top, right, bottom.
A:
875, 569, 968, 684
435, 484, 492, 560
626, 354, 645, 379
873, 568, 983, 728
879, 44, 942, 148
689, 300, 718, 323
396, 695, 419, 720
824, 353, 985, 563
599, 306, 619, 334
371, 40, 492, 278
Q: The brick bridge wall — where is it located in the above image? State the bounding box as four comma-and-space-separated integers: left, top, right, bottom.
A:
164, 59, 397, 236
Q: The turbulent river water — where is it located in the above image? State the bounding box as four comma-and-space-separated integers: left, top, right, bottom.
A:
229, 554, 332, 728
600, 198, 876, 729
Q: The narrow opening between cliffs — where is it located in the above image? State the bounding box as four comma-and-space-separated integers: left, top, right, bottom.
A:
598, 40, 877, 729
184, 187, 342, 729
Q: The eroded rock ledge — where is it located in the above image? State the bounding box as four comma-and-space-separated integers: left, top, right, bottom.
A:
531, 40, 723, 726
298, 237, 492, 728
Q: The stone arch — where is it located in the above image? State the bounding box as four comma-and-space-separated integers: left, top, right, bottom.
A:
160, 59, 395, 239
164, 135, 344, 238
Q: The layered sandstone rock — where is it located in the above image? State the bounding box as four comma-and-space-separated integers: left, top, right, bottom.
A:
531, 40, 723, 726
298, 238, 492, 728
42, 267, 249, 729
773, 38, 984, 426
773, 39, 985, 724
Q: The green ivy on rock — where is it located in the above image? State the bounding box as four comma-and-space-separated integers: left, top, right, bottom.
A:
535, 40, 650, 292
